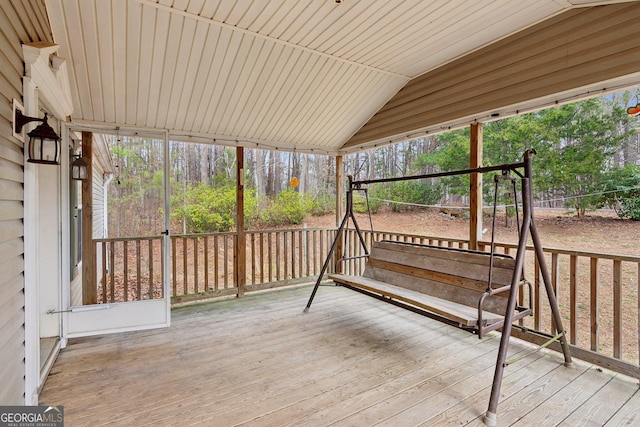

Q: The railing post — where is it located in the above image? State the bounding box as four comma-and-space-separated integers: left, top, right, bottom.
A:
81, 131, 96, 304
335, 155, 344, 274
590, 257, 599, 351
469, 122, 483, 251
235, 147, 246, 297
569, 255, 577, 345
613, 259, 622, 359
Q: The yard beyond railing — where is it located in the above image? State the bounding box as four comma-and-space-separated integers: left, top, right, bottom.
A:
94, 227, 640, 379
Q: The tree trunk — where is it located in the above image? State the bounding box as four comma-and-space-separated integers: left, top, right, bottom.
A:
255, 149, 266, 200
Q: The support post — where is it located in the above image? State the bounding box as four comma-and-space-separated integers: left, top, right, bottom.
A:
335, 155, 344, 273
335, 155, 344, 226
470, 123, 483, 250
235, 146, 246, 297
81, 131, 96, 304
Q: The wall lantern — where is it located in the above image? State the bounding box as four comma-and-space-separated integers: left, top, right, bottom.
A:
71, 154, 88, 181
14, 109, 61, 165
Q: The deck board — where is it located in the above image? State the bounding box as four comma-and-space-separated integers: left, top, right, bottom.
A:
39, 285, 638, 426
557, 374, 639, 426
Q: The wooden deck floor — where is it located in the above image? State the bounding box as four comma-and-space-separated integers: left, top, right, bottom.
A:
40, 285, 639, 426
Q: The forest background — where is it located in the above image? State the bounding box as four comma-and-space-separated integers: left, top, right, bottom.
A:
108, 89, 640, 238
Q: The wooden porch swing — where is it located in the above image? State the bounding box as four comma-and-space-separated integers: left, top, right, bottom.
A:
304, 150, 572, 426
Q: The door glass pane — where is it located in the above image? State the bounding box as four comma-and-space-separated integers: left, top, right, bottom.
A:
73, 135, 166, 304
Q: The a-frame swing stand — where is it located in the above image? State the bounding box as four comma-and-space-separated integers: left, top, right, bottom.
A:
303, 174, 370, 310
304, 150, 572, 426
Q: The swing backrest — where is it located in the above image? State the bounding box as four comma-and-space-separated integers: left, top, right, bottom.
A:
362, 240, 517, 315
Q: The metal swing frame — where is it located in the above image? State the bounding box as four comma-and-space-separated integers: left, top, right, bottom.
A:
303, 150, 572, 426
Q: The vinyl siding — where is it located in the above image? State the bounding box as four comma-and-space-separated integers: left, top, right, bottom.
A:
345, 2, 640, 149
0, 0, 53, 405
92, 167, 105, 277
92, 167, 104, 239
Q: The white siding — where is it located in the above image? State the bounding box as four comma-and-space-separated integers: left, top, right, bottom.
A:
92, 167, 104, 239
0, 0, 53, 405
92, 165, 105, 279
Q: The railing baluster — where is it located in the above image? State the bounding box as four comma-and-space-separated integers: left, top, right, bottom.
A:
284, 231, 289, 280
569, 255, 577, 345
319, 230, 325, 275
591, 257, 599, 352
268, 232, 273, 283
299, 230, 304, 278
123, 241, 129, 302
290, 231, 295, 279
183, 237, 188, 295
232, 234, 237, 289
110, 241, 115, 303
204, 236, 209, 291
214, 235, 219, 291
312, 230, 317, 276
229, 233, 238, 292
304, 229, 309, 277
148, 239, 153, 300
172, 237, 177, 296
613, 259, 622, 359
136, 239, 142, 300
276, 232, 281, 281
224, 235, 229, 289
101, 241, 107, 304
259, 232, 265, 284
291, 230, 296, 279
194, 237, 199, 294
251, 233, 256, 285
353, 229, 358, 274
327, 230, 332, 273
160, 238, 165, 298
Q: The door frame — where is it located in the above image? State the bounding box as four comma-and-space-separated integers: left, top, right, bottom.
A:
60, 126, 171, 340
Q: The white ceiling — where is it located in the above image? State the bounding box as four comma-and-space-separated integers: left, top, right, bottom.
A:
45, 0, 635, 154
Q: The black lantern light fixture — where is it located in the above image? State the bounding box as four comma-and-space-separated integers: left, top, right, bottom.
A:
71, 153, 88, 181
14, 109, 61, 165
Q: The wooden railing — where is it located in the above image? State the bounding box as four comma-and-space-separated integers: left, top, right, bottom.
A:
245, 228, 337, 288
170, 232, 236, 297
94, 227, 639, 379
479, 240, 640, 378
94, 228, 338, 304
168, 228, 337, 301
94, 236, 165, 303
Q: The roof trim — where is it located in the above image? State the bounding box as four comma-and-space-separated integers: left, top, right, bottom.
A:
67, 119, 342, 155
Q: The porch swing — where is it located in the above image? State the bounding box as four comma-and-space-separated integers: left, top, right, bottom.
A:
303, 150, 572, 426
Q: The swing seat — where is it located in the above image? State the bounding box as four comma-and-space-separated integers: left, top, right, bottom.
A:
329, 240, 531, 333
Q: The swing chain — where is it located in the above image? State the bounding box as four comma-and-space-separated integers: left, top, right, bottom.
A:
487, 170, 522, 294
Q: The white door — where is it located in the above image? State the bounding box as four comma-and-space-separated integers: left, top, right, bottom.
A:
63, 130, 171, 338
